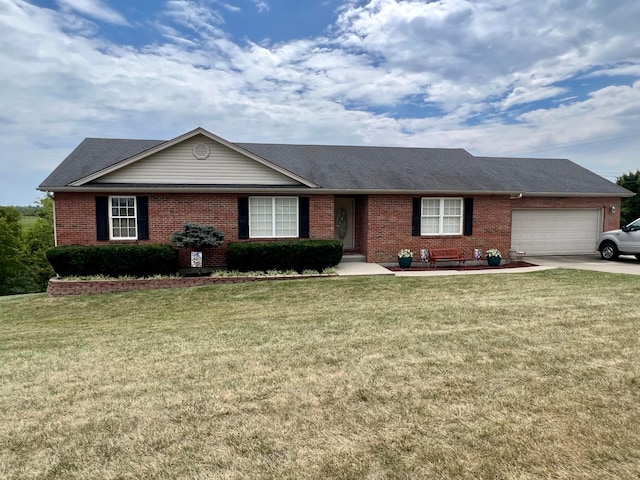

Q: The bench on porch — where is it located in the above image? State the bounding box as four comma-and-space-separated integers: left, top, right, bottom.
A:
428, 248, 466, 268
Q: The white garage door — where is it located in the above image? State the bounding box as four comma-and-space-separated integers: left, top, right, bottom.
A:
511, 209, 601, 255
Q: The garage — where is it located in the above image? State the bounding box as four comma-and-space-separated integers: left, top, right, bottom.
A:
511, 209, 602, 255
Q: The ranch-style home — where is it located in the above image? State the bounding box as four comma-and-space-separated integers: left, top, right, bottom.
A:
39, 127, 632, 267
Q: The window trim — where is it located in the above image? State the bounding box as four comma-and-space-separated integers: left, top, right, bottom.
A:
248, 196, 299, 239
420, 197, 464, 236
108, 195, 138, 240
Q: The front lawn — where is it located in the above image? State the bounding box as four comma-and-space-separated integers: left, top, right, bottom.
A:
1, 270, 639, 479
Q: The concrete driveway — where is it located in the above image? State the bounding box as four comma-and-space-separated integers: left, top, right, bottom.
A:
526, 254, 640, 275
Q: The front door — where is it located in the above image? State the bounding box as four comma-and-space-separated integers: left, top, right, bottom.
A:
334, 198, 355, 251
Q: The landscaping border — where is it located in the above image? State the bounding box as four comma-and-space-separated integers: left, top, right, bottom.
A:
47, 274, 325, 296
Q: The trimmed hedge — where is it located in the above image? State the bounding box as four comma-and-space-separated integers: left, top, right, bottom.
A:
46, 244, 179, 277
226, 240, 343, 272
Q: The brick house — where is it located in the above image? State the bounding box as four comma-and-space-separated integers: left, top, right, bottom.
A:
38, 127, 632, 267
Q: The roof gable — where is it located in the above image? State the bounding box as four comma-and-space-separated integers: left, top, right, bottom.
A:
94, 133, 304, 187
40, 127, 316, 189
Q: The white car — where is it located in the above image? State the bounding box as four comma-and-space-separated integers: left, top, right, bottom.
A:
598, 217, 640, 261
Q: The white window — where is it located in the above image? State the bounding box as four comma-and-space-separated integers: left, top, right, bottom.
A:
249, 197, 298, 238
109, 196, 138, 240
421, 198, 463, 235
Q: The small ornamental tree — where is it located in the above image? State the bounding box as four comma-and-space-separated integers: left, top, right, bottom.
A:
171, 222, 225, 251
171, 222, 225, 269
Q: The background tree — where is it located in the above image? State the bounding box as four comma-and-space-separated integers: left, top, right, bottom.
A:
617, 171, 640, 226
0, 206, 29, 295
22, 196, 55, 291
0, 196, 55, 296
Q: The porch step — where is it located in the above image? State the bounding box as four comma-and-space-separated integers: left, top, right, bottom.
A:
340, 254, 366, 263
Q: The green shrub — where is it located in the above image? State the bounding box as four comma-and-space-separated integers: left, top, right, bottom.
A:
225, 240, 343, 272
46, 244, 178, 277
171, 222, 225, 250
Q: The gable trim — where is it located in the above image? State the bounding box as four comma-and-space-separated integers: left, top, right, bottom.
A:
70, 127, 319, 189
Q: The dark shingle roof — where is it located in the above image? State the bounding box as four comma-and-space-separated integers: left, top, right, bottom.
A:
236, 143, 489, 190
39, 138, 164, 188
476, 156, 625, 195
39, 136, 631, 196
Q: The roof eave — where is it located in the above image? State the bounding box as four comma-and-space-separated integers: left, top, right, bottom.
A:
38, 185, 633, 197
522, 191, 635, 198
38, 185, 317, 195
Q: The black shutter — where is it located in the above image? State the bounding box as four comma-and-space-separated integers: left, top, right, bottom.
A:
299, 197, 310, 238
463, 197, 474, 236
137, 196, 149, 240
238, 197, 249, 239
411, 198, 421, 236
96, 196, 109, 241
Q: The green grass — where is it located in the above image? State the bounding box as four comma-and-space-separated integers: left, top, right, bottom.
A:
17, 215, 38, 231
1, 270, 639, 479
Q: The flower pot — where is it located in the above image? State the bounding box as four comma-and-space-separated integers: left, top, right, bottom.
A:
487, 256, 501, 267
398, 257, 413, 268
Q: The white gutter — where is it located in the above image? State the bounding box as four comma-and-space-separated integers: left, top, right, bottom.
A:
37, 186, 633, 197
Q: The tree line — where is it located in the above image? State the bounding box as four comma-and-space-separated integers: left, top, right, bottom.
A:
0, 196, 55, 295
617, 171, 640, 226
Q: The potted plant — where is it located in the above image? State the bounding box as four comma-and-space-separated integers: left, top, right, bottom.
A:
486, 248, 502, 267
397, 248, 414, 268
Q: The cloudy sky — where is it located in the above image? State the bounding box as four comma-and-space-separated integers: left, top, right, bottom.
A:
1, 0, 639, 205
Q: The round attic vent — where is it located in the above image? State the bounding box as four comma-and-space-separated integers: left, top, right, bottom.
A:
193, 143, 210, 160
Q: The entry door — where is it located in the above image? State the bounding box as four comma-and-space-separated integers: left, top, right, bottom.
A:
334, 198, 355, 250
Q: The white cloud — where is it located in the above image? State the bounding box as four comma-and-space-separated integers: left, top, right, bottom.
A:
1, 0, 640, 203
333, 0, 640, 109
220, 2, 241, 13
253, 0, 269, 13
163, 0, 225, 35
584, 64, 640, 78
57, 0, 129, 25
501, 86, 569, 110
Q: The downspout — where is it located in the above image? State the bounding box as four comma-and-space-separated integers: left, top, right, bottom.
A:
51, 192, 57, 247
509, 193, 523, 260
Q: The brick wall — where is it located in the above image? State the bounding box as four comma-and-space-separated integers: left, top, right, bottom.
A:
354, 196, 368, 256
363, 195, 513, 263
54, 192, 335, 268
54, 192, 622, 267
308, 194, 335, 239
47, 275, 325, 296
361, 194, 621, 263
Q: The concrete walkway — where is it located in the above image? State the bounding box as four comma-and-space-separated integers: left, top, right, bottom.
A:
335, 254, 640, 277
334, 262, 395, 276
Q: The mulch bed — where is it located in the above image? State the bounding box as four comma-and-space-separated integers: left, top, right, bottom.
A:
387, 261, 538, 272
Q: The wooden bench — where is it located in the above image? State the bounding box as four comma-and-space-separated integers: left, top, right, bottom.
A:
428, 248, 466, 268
